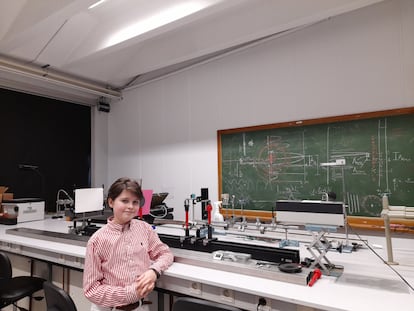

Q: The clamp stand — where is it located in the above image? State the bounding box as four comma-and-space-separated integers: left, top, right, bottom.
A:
305, 224, 341, 276
279, 225, 299, 248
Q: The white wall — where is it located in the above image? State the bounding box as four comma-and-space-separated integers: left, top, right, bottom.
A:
100, 0, 413, 221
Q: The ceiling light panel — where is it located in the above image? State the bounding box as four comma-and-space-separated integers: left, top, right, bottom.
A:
88, 0, 108, 10
103, 1, 216, 49
67, 0, 223, 66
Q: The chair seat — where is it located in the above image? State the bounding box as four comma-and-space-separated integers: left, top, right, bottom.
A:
0, 276, 45, 305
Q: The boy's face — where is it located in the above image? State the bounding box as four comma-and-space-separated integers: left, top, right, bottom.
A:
108, 189, 140, 224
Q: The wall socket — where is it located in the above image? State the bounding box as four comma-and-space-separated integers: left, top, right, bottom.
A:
220, 288, 234, 303
189, 282, 201, 295
257, 297, 271, 311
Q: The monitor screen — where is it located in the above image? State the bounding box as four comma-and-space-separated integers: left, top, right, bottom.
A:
151, 192, 168, 208
74, 188, 104, 213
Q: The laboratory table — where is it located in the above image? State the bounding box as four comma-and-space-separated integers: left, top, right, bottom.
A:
1, 218, 414, 311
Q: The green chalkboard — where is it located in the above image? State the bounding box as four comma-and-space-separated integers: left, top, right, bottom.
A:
218, 108, 414, 217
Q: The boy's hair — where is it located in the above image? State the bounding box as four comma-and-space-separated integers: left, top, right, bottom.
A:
107, 177, 144, 206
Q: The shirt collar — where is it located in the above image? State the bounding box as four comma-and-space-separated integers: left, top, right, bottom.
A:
107, 216, 131, 232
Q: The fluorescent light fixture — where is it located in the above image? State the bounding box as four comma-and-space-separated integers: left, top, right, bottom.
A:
104, 1, 207, 48
0, 56, 122, 100
88, 0, 108, 10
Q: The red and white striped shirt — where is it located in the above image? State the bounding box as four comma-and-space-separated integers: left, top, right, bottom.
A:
83, 217, 174, 307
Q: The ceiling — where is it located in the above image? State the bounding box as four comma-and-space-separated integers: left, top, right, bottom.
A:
0, 0, 384, 105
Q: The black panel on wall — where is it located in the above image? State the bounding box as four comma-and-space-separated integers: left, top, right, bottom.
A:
0, 88, 91, 213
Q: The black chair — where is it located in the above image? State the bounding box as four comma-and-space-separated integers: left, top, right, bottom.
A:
0, 251, 45, 311
172, 297, 243, 311
43, 281, 77, 311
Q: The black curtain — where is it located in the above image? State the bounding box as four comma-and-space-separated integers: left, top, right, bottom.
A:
0, 88, 91, 213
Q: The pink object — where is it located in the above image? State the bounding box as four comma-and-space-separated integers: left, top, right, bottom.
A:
139, 190, 153, 216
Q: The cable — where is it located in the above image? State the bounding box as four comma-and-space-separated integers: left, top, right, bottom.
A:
31, 19, 69, 63
348, 224, 414, 292
149, 204, 168, 219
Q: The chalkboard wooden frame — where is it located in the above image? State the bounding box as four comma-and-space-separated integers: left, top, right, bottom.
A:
217, 107, 414, 232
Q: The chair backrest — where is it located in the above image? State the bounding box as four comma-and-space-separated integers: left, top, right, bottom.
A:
172, 297, 242, 311
43, 281, 77, 311
0, 251, 12, 279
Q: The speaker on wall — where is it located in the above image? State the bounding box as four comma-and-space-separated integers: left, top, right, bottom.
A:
98, 97, 110, 113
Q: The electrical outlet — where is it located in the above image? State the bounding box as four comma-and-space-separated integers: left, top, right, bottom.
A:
257, 297, 271, 311
220, 288, 234, 303
189, 282, 201, 295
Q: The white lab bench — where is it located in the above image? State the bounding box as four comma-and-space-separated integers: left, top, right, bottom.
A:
0, 218, 413, 311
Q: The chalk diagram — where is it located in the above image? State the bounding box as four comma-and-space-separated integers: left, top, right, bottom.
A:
221, 116, 413, 216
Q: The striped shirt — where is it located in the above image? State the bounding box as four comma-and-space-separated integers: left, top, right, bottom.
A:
83, 217, 174, 307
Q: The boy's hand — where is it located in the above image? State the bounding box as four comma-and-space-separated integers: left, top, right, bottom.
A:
135, 270, 157, 297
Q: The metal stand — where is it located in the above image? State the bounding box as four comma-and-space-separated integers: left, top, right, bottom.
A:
221, 194, 230, 220
305, 224, 339, 276
279, 226, 299, 248
381, 194, 399, 265
320, 159, 352, 251
383, 213, 399, 265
